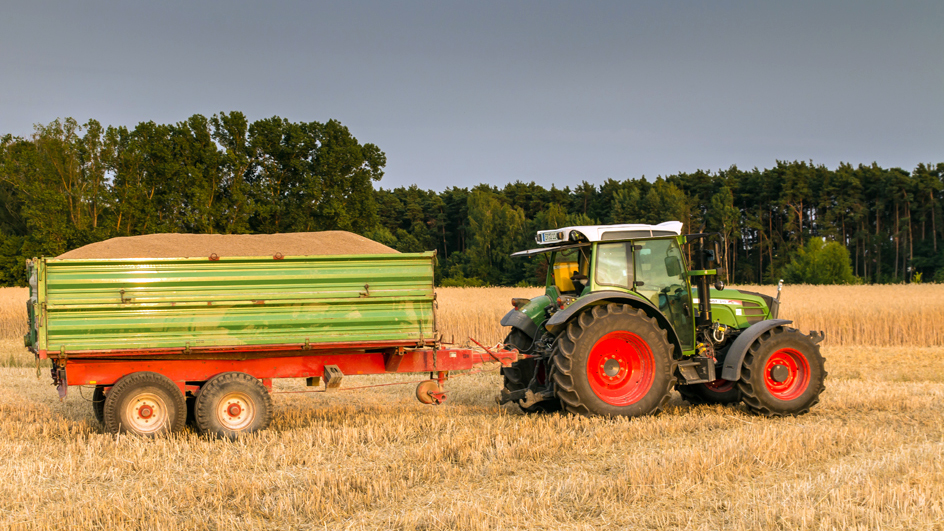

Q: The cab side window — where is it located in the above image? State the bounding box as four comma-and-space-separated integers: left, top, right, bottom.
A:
594, 242, 634, 290
551, 248, 590, 294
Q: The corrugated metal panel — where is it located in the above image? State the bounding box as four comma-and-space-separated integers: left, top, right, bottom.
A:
38, 252, 436, 353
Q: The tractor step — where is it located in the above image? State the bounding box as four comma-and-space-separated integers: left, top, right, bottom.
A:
678, 356, 716, 385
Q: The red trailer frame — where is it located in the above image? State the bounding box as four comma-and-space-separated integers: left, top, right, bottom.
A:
54, 343, 518, 395
47, 341, 520, 436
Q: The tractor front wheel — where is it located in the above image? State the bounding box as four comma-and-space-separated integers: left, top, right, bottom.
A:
551, 304, 676, 417
738, 327, 826, 416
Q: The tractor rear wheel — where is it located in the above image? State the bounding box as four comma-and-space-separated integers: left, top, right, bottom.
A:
501, 330, 562, 413
676, 379, 741, 406
551, 304, 676, 417
737, 327, 826, 416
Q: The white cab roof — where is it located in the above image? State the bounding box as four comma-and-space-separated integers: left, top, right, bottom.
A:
535, 221, 683, 245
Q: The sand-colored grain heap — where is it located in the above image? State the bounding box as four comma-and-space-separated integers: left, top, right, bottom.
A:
56, 231, 397, 259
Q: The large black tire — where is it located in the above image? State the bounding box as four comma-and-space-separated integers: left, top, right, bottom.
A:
676, 379, 741, 406
551, 304, 677, 417
103, 372, 186, 436
738, 327, 826, 416
92, 385, 106, 424
194, 372, 272, 438
505, 328, 537, 355
501, 330, 562, 413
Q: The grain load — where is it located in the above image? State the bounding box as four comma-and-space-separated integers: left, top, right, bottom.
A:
56, 231, 397, 259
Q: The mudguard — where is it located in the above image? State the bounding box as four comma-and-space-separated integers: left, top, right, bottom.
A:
720, 319, 792, 381
500, 309, 539, 338
544, 290, 683, 353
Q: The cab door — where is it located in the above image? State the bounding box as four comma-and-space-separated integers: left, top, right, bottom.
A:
633, 238, 695, 350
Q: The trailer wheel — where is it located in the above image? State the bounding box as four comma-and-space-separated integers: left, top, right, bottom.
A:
676, 379, 741, 406
194, 372, 272, 438
415, 380, 445, 405
103, 372, 186, 436
92, 385, 106, 424
738, 327, 826, 416
551, 304, 676, 417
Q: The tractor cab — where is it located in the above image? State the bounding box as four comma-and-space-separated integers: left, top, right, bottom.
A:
511, 221, 695, 350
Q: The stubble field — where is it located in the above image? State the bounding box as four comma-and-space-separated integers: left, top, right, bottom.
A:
0, 285, 942, 529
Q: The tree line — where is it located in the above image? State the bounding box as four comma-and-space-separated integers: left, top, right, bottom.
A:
1, 113, 941, 287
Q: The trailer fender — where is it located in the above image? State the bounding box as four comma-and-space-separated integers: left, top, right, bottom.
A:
544, 290, 682, 353
500, 309, 539, 339
720, 319, 793, 381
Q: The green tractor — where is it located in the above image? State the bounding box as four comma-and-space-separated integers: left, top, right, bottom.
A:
499, 221, 826, 417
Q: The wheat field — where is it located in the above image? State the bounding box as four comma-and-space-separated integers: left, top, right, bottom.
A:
438, 284, 944, 347
0, 286, 942, 529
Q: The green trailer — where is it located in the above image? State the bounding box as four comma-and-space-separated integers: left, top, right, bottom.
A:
25, 251, 516, 437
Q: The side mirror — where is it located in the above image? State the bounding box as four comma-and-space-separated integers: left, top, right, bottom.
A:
664, 256, 682, 277
703, 248, 716, 264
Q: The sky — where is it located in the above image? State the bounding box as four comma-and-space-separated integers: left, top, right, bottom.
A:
2, 1, 942, 191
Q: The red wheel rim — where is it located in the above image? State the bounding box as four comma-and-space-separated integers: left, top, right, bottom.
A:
704, 379, 735, 393
586, 331, 655, 406
763, 348, 810, 400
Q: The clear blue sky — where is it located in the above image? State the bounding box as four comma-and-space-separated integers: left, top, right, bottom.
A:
2, 1, 941, 191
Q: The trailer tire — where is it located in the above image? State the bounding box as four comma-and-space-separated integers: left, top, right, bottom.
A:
92, 385, 106, 424
551, 304, 676, 417
194, 372, 272, 439
103, 372, 186, 436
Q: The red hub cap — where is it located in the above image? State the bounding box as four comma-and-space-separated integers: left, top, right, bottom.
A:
586, 331, 655, 406
138, 405, 153, 419
226, 403, 242, 417
763, 348, 810, 400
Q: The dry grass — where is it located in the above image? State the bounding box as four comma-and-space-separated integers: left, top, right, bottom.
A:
0, 340, 941, 529
0, 287, 28, 340
436, 286, 545, 347
732, 284, 944, 347
1, 287, 943, 529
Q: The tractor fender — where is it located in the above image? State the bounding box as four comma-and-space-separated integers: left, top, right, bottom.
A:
720, 319, 793, 381
500, 309, 539, 339
545, 290, 682, 353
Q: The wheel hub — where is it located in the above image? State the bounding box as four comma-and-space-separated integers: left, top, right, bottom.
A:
215, 392, 254, 430
763, 348, 812, 401
586, 331, 655, 406
769, 364, 790, 383
603, 358, 621, 377
226, 402, 242, 417
126, 393, 168, 433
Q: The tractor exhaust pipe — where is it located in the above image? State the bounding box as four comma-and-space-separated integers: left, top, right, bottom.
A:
696, 240, 712, 327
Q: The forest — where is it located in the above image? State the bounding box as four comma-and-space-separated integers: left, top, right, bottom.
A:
1, 112, 941, 287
